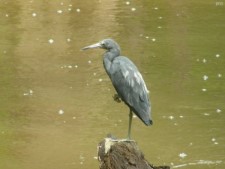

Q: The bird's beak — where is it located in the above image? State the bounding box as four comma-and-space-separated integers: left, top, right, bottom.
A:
81, 42, 102, 51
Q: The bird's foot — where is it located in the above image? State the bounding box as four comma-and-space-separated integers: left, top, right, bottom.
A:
113, 94, 122, 103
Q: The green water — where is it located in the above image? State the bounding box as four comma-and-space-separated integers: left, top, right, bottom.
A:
0, 0, 224, 168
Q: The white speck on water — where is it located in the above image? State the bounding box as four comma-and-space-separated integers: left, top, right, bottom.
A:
179, 115, 184, 118
204, 113, 210, 116
131, 7, 136, 11
203, 75, 208, 81
157, 26, 162, 29
76, 8, 81, 12
67, 38, 71, 42
93, 156, 98, 160
93, 72, 97, 76
211, 138, 216, 142
158, 16, 163, 19
216, 109, 221, 113
5, 14, 9, 17
145, 36, 149, 39
57, 10, 63, 14
126, 1, 130, 5
99, 78, 103, 82
88, 60, 92, 64
214, 142, 219, 145
69, 4, 72, 7
215, 54, 220, 58
154, 7, 158, 10
139, 34, 143, 37
74, 65, 78, 68
152, 38, 156, 42
179, 152, 187, 158
196, 58, 200, 62
189, 142, 193, 146
68, 65, 72, 69
29, 90, 33, 95
48, 39, 54, 44
32, 12, 37, 17
58, 109, 64, 115
202, 88, 207, 92
217, 73, 222, 78
202, 58, 207, 63
23, 93, 29, 96
60, 2, 64, 5
168, 116, 174, 120
3, 50, 7, 54
72, 116, 76, 119
68, 8, 72, 11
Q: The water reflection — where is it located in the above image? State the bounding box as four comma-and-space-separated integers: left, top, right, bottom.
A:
0, 0, 224, 169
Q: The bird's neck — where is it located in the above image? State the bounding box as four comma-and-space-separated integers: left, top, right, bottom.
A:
103, 49, 120, 77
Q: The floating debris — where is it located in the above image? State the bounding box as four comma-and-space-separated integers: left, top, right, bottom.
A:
202, 88, 207, 92
57, 10, 63, 14
23, 89, 34, 96
72, 116, 76, 119
67, 38, 71, 42
5, 14, 9, 17
76, 8, 81, 12
131, 7, 136, 11
145, 36, 149, 39
203, 113, 210, 116
168, 116, 174, 120
152, 38, 156, 42
216, 109, 221, 113
99, 78, 103, 82
126, 1, 130, 5
58, 109, 64, 115
203, 75, 208, 81
217, 73, 222, 78
32, 12, 37, 17
68, 8, 72, 11
75, 65, 78, 68
179, 152, 187, 158
202, 58, 207, 63
179, 115, 184, 118
48, 39, 54, 44
211, 138, 216, 142
154, 7, 158, 10
88, 60, 92, 64
215, 54, 220, 58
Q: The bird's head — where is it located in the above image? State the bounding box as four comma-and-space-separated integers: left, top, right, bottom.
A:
82, 39, 120, 53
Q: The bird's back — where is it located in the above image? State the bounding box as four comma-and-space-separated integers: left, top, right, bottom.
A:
107, 56, 152, 125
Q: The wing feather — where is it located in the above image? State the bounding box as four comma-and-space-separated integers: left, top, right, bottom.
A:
109, 56, 152, 125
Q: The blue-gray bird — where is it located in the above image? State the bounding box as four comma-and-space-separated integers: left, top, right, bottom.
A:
82, 39, 152, 139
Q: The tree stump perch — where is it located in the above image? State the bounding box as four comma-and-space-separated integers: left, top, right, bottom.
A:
97, 136, 170, 169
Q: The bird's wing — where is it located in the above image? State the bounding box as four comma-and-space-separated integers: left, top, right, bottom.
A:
110, 56, 152, 125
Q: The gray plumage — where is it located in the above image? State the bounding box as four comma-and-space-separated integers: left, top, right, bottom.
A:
82, 39, 152, 139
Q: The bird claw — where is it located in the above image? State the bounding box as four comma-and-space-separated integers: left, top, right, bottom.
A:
113, 94, 122, 103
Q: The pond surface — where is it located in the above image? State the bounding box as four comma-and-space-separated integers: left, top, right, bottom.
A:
0, 0, 225, 168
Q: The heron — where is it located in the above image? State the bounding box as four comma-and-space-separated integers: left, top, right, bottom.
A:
82, 39, 152, 139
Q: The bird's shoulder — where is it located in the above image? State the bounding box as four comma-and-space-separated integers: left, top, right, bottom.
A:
112, 56, 138, 72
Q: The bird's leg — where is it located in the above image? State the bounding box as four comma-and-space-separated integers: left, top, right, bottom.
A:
113, 93, 121, 103
127, 109, 133, 140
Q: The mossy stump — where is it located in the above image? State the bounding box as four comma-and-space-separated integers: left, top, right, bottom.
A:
97, 137, 170, 169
